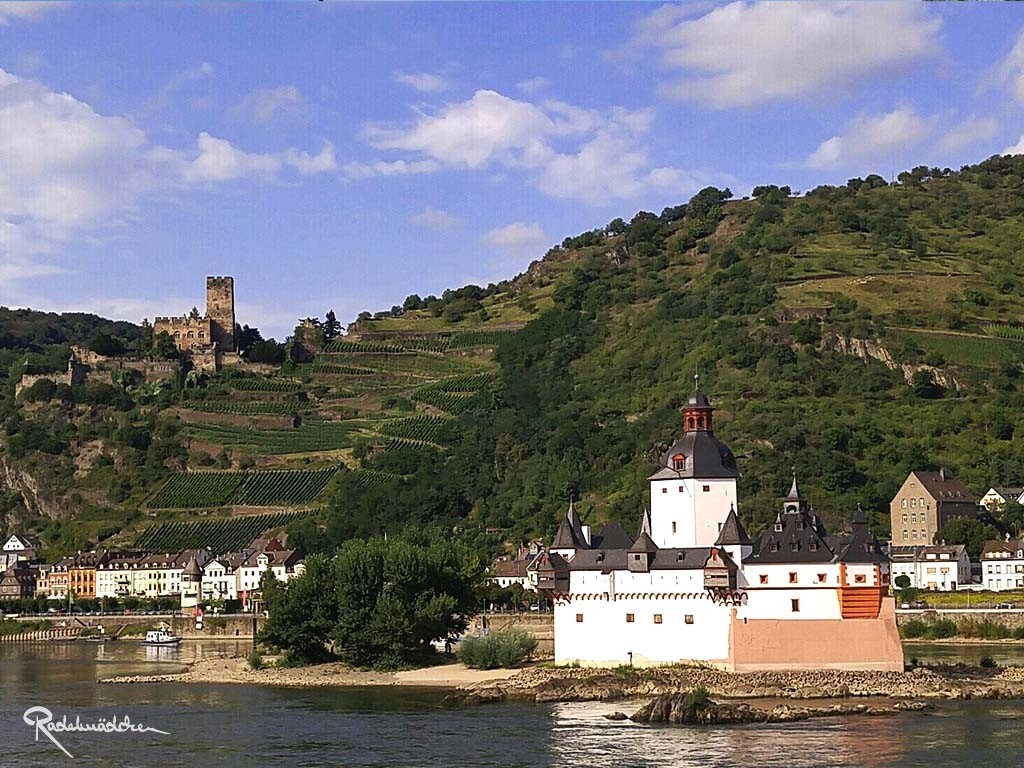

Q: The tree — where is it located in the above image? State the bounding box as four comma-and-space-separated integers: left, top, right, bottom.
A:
236, 324, 264, 357
911, 370, 942, 399
403, 294, 423, 312
322, 311, 341, 341
937, 517, 1001, 559
150, 331, 178, 360
331, 537, 482, 669
88, 331, 126, 357
894, 575, 911, 590
605, 218, 626, 236
1002, 501, 1024, 536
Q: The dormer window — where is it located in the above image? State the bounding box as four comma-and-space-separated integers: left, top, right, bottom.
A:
790, 541, 799, 552
676, 552, 685, 562
672, 454, 686, 471
774, 522, 783, 532
769, 542, 780, 552
596, 552, 605, 563
809, 541, 818, 551
796, 519, 805, 530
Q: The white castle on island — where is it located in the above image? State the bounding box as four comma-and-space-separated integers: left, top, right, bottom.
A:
535, 384, 904, 671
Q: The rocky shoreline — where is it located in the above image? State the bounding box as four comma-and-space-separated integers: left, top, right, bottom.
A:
455, 664, 1024, 706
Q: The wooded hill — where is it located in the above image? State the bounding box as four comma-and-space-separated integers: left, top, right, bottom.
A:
6, 155, 1024, 557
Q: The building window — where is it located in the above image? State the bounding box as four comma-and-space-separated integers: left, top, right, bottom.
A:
817, 573, 826, 583
790, 542, 799, 552
662, 488, 668, 494
671, 522, 677, 534
678, 486, 684, 493
911, 530, 917, 540
653, 614, 663, 624
789, 572, 797, 583
626, 613, 635, 623
910, 513, 916, 523
902, 513, 908, 523
673, 454, 685, 470
774, 522, 783, 532
919, 497, 925, 509
575, 614, 583, 623
910, 498, 916, 508
684, 614, 694, 624
791, 599, 800, 613
902, 499, 908, 509
808, 541, 818, 551
702, 485, 710, 492
921, 529, 927, 541
759, 574, 768, 584
855, 574, 866, 584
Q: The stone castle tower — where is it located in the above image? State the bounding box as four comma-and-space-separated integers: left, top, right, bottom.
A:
206, 276, 236, 352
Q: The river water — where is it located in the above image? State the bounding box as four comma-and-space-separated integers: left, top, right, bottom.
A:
2, 641, 1024, 767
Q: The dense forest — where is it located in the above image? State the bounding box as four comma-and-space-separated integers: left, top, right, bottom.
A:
8, 155, 1024, 559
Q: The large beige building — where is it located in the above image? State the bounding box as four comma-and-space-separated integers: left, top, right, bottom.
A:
153, 276, 237, 371
890, 470, 978, 546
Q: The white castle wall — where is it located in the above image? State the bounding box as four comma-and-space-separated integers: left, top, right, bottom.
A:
650, 477, 736, 548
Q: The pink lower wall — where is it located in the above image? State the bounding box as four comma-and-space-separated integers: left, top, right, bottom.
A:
729, 598, 904, 672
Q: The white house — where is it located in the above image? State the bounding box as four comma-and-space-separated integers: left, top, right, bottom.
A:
130, 549, 212, 598
538, 385, 903, 672
95, 554, 142, 600
889, 545, 970, 592
981, 537, 1024, 591
980, 487, 1024, 512
3, 533, 41, 559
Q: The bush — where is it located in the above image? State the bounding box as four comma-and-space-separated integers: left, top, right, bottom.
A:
457, 630, 538, 670
901, 619, 927, 639
980, 655, 998, 668
247, 648, 264, 670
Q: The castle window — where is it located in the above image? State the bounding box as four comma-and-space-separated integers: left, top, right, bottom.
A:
774, 522, 783, 532
702, 485, 710, 492
199, 332, 205, 339
673, 454, 686, 470
678, 486, 684, 493
855, 574, 866, 584
817, 573, 826, 583
187, 332, 194, 338
684, 614, 694, 624
576, 614, 583, 623
796, 519, 805, 530
653, 614, 663, 624
625, 613, 635, 623
808, 541, 818, 551
671, 522, 677, 534
790, 541, 799, 552
662, 488, 668, 494
759, 574, 768, 584
769, 542, 779, 552
789, 572, 797, 583
791, 599, 800, 612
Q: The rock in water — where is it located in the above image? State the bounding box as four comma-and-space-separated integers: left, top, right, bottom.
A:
604, 712, 628, 721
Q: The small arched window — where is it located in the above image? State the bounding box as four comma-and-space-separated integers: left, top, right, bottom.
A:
187, 331, 194, 339
672, 454, 686, 471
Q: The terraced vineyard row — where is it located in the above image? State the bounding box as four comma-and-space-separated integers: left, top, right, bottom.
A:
432, 372, 496, 392
411, 390, 479, 415
229, 378, 301, 392
383, 437, 440, 452
985, 324, 1024, 342
447, 330, 517, 349
134, 511, 309, 553
899, 330, 1024, 367
312, 363, 377, 376
355, 469, 404, 487
185, 421, 362, 454
187, 401, 309, 416
148, 468, 339, 508
378, 415, 457, 444
322, 340, 410, 354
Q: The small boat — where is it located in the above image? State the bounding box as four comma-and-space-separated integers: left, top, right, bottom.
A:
140, 629, 182, 646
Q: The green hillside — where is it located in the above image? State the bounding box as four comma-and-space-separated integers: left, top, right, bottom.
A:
8, 156, 1024, 557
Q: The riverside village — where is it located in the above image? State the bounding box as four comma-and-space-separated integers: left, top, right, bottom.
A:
12, 3, 1024, 764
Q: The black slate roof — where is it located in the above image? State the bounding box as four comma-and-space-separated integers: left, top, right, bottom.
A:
715, 506, 752, 546
591, 522, 633, 550
653, 431, 739, 479
748, 509, 835, 564
568, 546, 737, 572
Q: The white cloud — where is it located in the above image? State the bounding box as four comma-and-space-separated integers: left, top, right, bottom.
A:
516, 77, 549, 95
481, 222, 547, 250
232, 85, 306, 124
934, 115, 999, 156
0, 67, 336, 270
626, 1, 941, 108
393, 71, 448, 93
360, 89, 702, 206
342, 158, 439, 180
806, 107, 934, 170
136, 61, 213, 119
1003, 135, 1024, 156
285, 142, 337, 175
997, 27, 1024, 103
183, 132, 280, 182
0, 1, 59, 24
410, 206, 461, 231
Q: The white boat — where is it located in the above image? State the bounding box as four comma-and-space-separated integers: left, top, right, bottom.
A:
140, 629, 182, 646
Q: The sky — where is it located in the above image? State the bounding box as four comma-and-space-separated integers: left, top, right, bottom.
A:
3, 1, 1024, 338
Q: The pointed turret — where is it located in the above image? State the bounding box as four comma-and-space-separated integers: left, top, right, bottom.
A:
637, 506, 652, 540
786, 472, 802, 502
715, 504, 751, 546
551, 499, 587, 552
782, 471, 809, 515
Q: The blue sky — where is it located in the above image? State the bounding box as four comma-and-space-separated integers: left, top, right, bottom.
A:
3, 1, 1024, 338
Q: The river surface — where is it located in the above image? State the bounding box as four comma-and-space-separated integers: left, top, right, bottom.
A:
3, 641, 1024, 767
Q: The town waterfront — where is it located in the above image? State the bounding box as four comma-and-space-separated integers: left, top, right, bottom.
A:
2, 642, 1024, 767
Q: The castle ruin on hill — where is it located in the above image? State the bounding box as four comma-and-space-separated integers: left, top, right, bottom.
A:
153, 276, 239, 372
